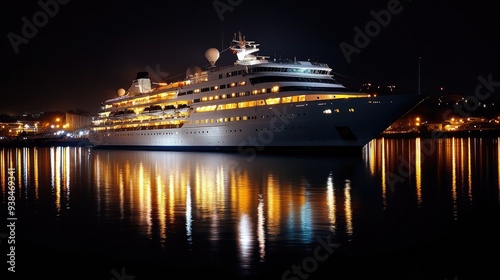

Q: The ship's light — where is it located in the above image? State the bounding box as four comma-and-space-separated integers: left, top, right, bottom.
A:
323, 109, 332, 114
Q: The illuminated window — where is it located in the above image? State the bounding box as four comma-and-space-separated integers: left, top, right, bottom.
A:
218, 103, 237, 110
265, 98, 280, 105
238, 101, 256, 108
271, 86, 279, 93
239, 81, 246, 86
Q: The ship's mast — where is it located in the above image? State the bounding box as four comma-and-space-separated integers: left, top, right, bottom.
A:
229, 31, 267, 65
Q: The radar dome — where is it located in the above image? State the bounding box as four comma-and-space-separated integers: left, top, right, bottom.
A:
205, 48, 220, 67
117, 88, 126, 96
186, 66, 202, 78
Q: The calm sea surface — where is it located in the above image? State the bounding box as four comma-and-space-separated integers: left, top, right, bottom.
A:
1, 137, 500, 280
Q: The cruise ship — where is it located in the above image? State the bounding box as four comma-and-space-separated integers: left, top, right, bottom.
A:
88, 32, 425, 155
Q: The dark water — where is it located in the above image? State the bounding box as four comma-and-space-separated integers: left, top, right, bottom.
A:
1, 137, 500, 280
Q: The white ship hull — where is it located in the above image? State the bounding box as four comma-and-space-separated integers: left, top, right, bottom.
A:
89, 94, 423, 154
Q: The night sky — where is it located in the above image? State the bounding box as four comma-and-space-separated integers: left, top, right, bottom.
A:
2, 0, 499, 116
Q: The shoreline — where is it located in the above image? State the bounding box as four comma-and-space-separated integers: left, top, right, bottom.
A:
379, 129, 500, 139
0, 137, 92, 148
1, 130, 499, 148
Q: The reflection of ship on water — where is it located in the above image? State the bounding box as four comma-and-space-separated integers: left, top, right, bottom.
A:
87, 151, 359, 245
82, 149, 361, 272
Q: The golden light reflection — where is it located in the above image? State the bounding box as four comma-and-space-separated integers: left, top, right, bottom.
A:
381, 138, 387, 209
44, 147, 82, 213
16, 149, 23, 195
238, 214, 253, 270
344, 180, 353, 239
257, 194, 265, 262
94, 153, 102, 214
326, 172, 336, 233
119, 169, 125, 220
50, 147, 61, 214
468, 138, 473, 202
156, 175, 167, 240
21, 148, 29, 197
415, 138, 422, 207
34, 148, 39, 201
451, 138, 458, 220
137, 163, 153, 237
168, 173, 175, 225
186, 182, 193, 243
368, 140, 376, 176
230, 169, 252, 218
266, 175, 281, 238
209, 165, 226, 242
64, 147, 70, 210
459, 139, 465, 200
